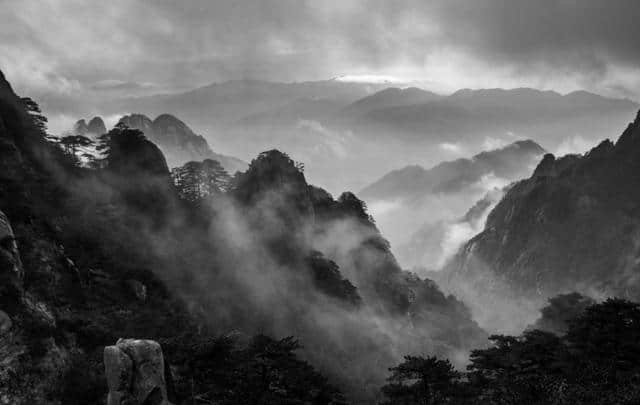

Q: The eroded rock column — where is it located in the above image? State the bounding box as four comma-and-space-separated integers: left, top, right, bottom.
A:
104, 338, 170, 405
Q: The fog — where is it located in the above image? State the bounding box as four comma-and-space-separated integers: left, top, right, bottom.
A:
60, 144, 484, 402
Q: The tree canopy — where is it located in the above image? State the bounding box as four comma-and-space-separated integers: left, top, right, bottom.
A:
382, 298, 640, 405
171, 159, 231, 202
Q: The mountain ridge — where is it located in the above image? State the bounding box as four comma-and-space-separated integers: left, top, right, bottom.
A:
360, 139, 546, 200
438, 109, 640, 332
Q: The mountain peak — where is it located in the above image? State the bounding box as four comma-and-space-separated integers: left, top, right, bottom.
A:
0, 69, 14, 95
614, 109, 640, 150
119, 113, 153, 131
87, 116, 106, 135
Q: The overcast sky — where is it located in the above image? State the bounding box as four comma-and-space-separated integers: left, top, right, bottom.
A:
1, 0, 640, 101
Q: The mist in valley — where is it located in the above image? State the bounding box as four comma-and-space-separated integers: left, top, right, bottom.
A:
3, 1, 640, 404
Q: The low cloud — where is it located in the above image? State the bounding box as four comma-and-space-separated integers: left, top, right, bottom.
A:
555, 135, 594, 157
439, 142, 464, 154
482, 137, 508, 151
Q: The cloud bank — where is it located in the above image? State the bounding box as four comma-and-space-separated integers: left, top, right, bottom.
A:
1, 0, 639, 102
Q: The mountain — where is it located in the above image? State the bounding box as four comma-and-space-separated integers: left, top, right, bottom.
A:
237, 97, 344, 127
360, 139, 545, 201
104, 79, 388, 128
341, 87, 442, 117
0, 69, 485, 403
350, 88, 639, 145
116, 113, 247, 172
358, 140, 545, 257
439, 110, 640, 333
61, 81, 638, 196
71, 116, 106, 136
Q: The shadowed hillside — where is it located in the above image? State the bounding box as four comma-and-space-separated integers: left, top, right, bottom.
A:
439, 110, 640, 333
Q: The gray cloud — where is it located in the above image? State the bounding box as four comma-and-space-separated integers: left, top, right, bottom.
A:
1, 0, 639, 101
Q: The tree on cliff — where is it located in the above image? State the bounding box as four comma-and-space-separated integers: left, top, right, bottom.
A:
171, 158, 231, 202
20, 97, 48, 133
59, 135, 93, 163
381, 355, 461, 404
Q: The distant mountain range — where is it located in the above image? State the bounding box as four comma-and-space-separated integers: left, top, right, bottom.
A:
438, 110, 640, 333
103, 79, 390, 127
61, 79, 639, 194
214, 83, 638, 146
338, 87, 443, 118
343, 87, 638, 142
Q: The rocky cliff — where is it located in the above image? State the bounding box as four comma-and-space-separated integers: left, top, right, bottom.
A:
440, 110, 640, 332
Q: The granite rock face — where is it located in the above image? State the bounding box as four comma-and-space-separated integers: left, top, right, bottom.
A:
87, 116, 107, 135
72, 116, 106, 136
0, 209, 23, 310
440, 110, 640, 332
104, 339, 170, 405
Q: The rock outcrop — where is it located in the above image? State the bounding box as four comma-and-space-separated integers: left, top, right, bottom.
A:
72, 119, 88, 136
0, 209, 23, 312
87, 116, 107, 135
119, 113, 153, 135
72, 116, 106, 136
104, 339, 170, 405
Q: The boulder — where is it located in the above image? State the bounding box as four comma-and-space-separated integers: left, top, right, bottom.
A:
104, 339, 170, 405
0, 309, 11, 333
104, 345, 134, 405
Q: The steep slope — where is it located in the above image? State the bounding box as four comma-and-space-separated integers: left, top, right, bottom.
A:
232, 150, 485, 335
0, 69, 197, 403
204, 150, 486, 400
0, 71, 345, 404
117, 113, 247, 172
440, 110, 640, 332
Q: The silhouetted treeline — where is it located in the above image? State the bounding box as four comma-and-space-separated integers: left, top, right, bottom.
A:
382, 298, 640, 404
